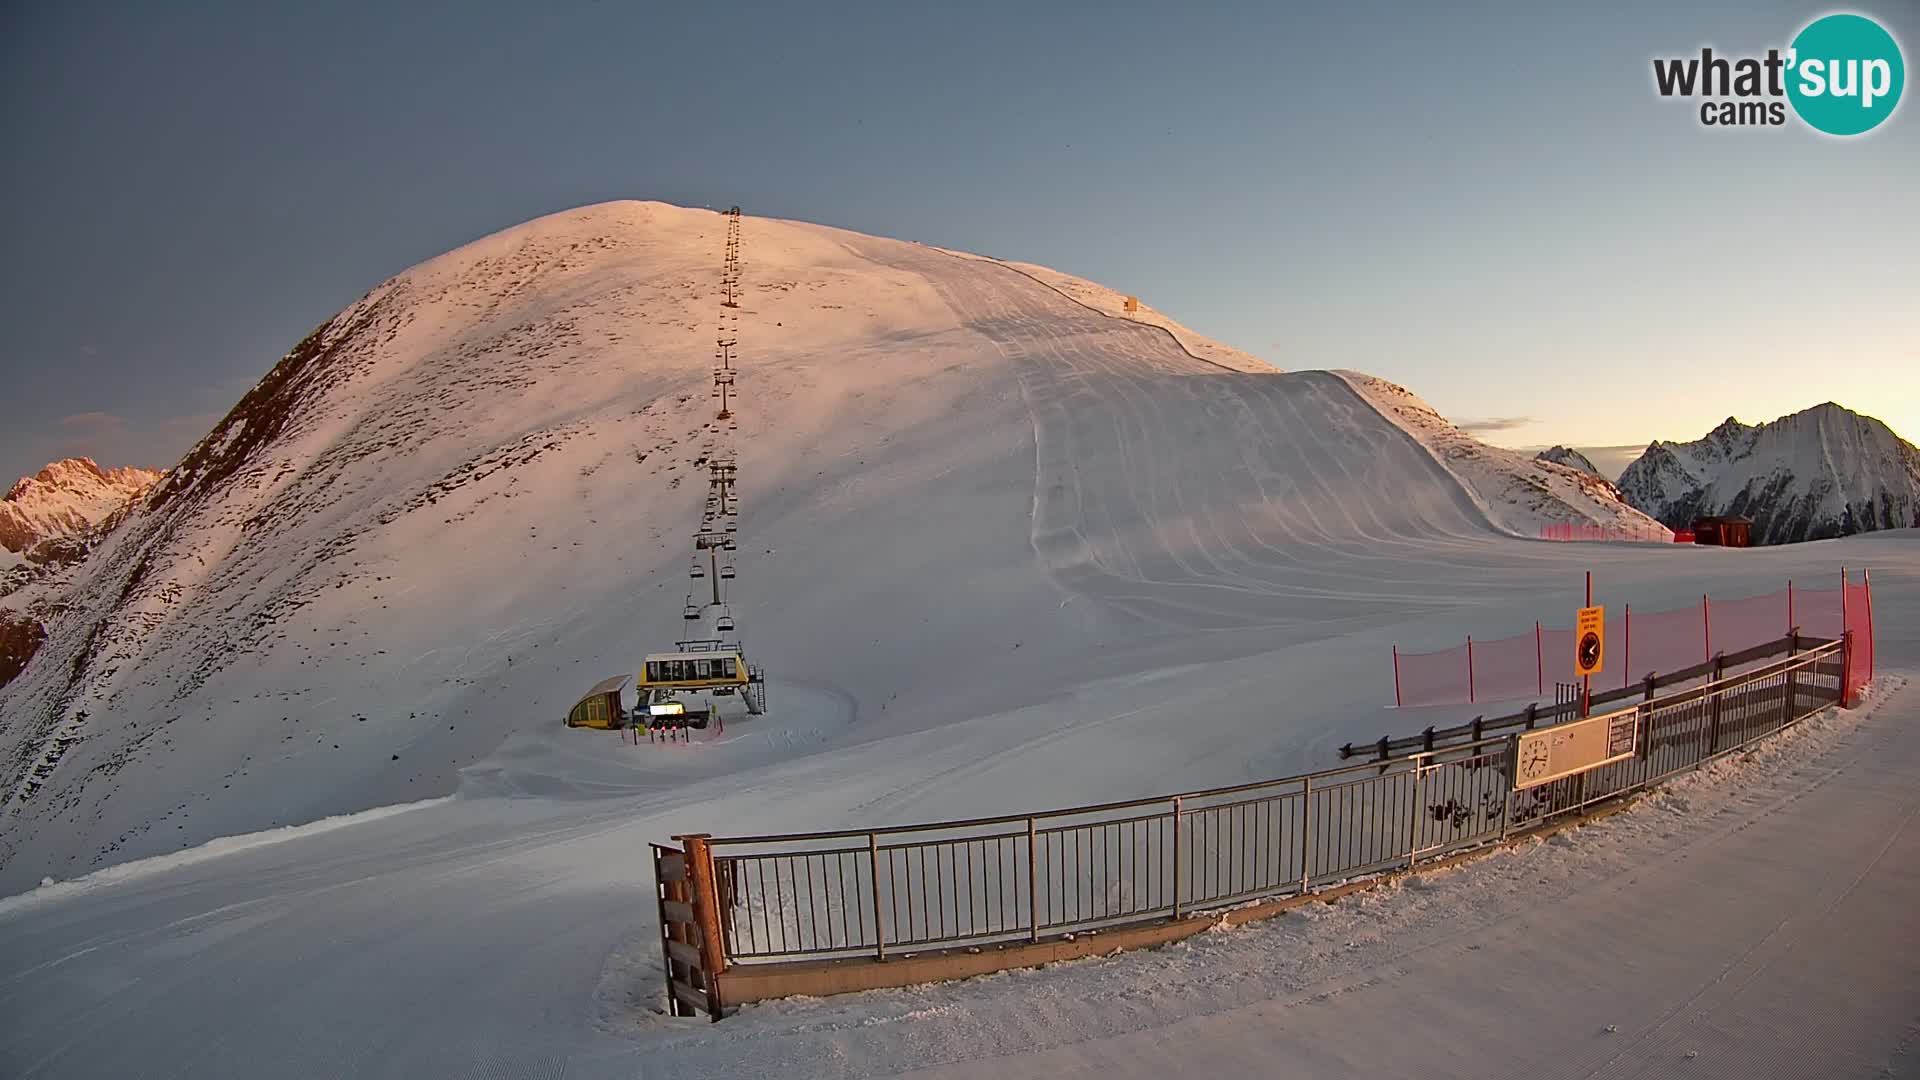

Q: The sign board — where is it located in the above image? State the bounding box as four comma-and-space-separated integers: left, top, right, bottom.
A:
1574, 605, 1605, 677
1513, 707, 1639, 789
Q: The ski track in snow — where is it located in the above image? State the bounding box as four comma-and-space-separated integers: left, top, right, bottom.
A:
0, 203, 1913, 1078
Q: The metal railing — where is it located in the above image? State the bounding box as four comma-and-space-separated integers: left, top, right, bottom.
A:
697, 637, 1845, 966
1351, 630, 1822, 763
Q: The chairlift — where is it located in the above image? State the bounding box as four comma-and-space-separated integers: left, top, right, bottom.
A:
690, 559, 706, 579
683, 601, 700, 621
719, 563, 735, 580
716, 613, 736, 633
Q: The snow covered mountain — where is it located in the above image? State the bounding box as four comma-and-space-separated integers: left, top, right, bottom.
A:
1339, 375, 1666, 538
1619, 404, 1920, 544
0, 200, 1671, 888
0, 458, 161, 558
1535, 445, 1602, 478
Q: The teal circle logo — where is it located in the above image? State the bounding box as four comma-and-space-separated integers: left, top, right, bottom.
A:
1787, 13, 1905, 135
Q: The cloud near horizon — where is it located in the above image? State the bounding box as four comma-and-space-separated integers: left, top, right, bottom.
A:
1456, 416, 1534, 435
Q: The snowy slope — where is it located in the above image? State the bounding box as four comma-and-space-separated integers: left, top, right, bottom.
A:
4, 201, 1674, 888
0, 458, 160, 555
0, 199, 1909, 1078
1338, 372, 1670, 539
0, 534, 1908, 1079
939, 250, 1277, 374
1619, 404, 1920, 544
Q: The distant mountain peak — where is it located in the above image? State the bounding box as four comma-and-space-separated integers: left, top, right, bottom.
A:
1, 457, 163, 555
1535, 445, 1602, 478
1619, 402, 1920, 544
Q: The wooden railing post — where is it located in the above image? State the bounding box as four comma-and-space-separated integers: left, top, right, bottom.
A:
1707, 655, 1724, 754
679, 834, 727, 1021
1785, 629, 1800, 722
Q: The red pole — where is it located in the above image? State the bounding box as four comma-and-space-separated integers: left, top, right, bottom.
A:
1584, 571, 1593, 715
1392, 645, 1402, 708
1624, 603, 1631, 689
1865, 569, 1875, 682
1535, 621, 1543, 696
1467, 636, 1475, 704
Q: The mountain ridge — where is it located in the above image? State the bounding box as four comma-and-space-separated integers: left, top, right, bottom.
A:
1619, 402, 1920, 544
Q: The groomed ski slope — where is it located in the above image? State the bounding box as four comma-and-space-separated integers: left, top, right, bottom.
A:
0, 203, 1656, 887
0, 204, 1907, 1077
0, 536, 1910, 1079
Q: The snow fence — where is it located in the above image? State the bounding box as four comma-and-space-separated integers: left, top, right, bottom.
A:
1392, 572, 1874, 709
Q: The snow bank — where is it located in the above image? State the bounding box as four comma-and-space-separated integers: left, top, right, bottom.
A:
0, 794, 452, 920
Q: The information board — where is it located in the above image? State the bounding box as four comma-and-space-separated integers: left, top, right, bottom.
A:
1513, 707, 1639, 790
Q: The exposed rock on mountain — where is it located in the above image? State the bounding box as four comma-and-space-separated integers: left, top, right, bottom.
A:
1619, 404, 1920, 544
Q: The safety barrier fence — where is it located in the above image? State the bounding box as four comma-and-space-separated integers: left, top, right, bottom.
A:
1538, 522, 1677, 543
653, 634, 1859, 1019
1392, 571, 1873, 708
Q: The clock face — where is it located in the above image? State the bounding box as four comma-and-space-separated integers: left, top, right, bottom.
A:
1578, 631, 1602, 672
1519, 739, 1552, 782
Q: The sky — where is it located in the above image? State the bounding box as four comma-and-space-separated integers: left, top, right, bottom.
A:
2, 0, 1915, 485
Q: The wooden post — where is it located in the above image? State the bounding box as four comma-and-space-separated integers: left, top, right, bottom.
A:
1785, 629, 1800, 723
679, 834, 727, 1021
653, 845, 690, 1018
1706, 655, 1724, 755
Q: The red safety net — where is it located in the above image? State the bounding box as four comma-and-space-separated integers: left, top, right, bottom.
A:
1540, 626, 1578, 687
1472, 630, 1544, 703
1390, 576, 1877, 708
1794, 586, 1844, 641
1620, 603, 1708, 682
1395, 642, 1470, 707
1538, 523, 1672, 543
1707, 591, 1791, 656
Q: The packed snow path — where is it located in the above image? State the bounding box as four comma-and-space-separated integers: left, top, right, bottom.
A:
0, 671, 1911, 1077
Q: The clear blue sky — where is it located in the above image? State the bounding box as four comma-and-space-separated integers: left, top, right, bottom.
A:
3, 0, 1915, 483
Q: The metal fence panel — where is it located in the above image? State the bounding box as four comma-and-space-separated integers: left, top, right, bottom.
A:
699, 638, 1848, 969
